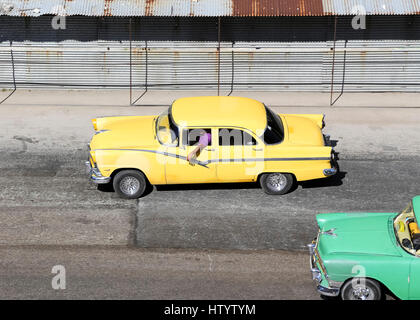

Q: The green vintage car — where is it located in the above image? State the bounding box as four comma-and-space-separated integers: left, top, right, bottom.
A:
309, 196, 420, 300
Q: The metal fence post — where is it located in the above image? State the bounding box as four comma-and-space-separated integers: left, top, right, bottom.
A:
330, 15, 338, 106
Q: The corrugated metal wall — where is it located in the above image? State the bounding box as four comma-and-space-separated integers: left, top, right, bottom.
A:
1, 16, 420, 91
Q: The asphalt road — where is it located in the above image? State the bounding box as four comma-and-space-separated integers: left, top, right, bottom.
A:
0, 103, 419, 250
0, 246, 320, 300
0, 100, 418, 299
0, 150, 419, 250
137, 158, 420, 250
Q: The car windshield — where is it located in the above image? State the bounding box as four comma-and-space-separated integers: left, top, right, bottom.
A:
260, 106, 284, 145
156, 108, 179, 146
393, 201, 420, 256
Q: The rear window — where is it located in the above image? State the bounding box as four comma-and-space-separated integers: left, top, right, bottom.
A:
261, 106, 284, 145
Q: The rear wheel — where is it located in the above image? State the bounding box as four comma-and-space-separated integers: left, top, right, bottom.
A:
113, 170, 147, 199
341, 278, 382, 301
260, 172, 294, 195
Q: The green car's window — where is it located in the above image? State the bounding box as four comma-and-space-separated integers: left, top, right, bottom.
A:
394, 201, 419, 256
156, 109, 179, 146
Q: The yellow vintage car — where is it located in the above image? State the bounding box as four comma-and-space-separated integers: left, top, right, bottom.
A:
86, 96, 337, 199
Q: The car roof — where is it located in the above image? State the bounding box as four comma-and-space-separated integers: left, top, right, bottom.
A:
171, 96, 267, 134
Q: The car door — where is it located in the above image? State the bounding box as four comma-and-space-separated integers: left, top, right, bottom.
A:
216, 128, 264, 182
164, 127, 218, 184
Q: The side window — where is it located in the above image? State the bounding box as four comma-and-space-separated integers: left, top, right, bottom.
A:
183, 128, 212, 146
218, 129, 257, 146
243, 131, 257, 146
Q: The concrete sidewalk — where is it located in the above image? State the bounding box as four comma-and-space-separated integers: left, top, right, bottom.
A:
1, 88, 420, 108
0, 89, 419, 159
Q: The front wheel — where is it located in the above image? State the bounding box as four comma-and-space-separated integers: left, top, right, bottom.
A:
113, 170, 147, 199
259, 172, 294, 195
340, 278, 382, 301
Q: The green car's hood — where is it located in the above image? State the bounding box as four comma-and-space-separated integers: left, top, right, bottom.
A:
316, 212, 401, 257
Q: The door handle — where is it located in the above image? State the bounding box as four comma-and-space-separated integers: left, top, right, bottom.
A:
206, 148, 216, 151
253, 148, 263, 151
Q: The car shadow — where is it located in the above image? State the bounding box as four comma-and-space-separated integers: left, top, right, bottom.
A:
298, 149, 346, 190
97, 184, 114, 193
155, 182, 260, 192
98, 175, 345, 196
97, 171, 345, 196
298, 170, 347, 190
97, 181, 156, 197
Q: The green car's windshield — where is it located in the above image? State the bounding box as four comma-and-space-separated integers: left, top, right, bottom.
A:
156, 108, 179, 146
394, 201, 420, 256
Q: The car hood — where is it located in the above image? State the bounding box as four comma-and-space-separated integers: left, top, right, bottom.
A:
281, 115, 324, 146
316, 212, 401, 257
90, 116, 157, 150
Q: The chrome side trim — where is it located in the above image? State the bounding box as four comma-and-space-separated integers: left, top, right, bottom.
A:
93, 148, 331, 166
95, 129, 110, 135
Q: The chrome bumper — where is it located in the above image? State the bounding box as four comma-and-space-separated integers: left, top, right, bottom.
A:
323, 134, 331, 146
317, 285, 340, 297
323, 167, 337, 176
308, 241, 341, 297
85, 161, 111, 184
308, 242, 322, 283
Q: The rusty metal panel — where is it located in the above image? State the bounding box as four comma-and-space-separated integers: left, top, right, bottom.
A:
0, 0, 233, 17
322, 0, 420, 16
0, 0, 105, 16
105, 0, 233, 17
232, 0, 324, 16
2, 0, 420, 17
1, 0, 324, 17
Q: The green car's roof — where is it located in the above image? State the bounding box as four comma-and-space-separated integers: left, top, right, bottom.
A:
413, 196, 420, 222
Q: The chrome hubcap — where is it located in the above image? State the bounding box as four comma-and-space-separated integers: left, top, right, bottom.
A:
119, 176, 140, 196
266, 173, 286, 192
351, 286, 372, 300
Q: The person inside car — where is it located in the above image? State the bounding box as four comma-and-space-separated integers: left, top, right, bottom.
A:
187, 129, 211, 165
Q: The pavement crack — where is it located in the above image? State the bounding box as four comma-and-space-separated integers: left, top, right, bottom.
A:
129, 200, 140, 247
208, 254, 213, 272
